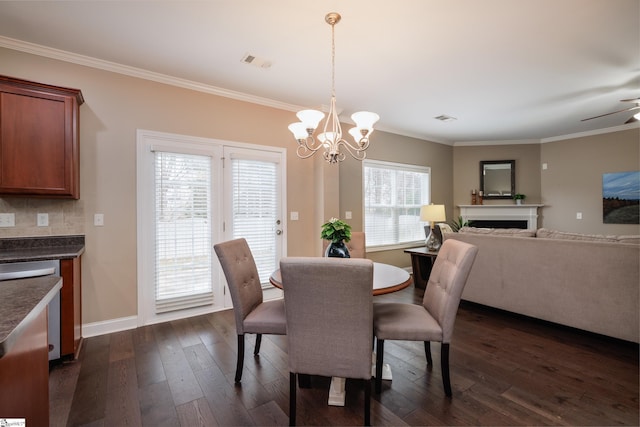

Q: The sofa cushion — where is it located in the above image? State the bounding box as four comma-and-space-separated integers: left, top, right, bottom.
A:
535, 228, 618, 242
459, 227, 536, 237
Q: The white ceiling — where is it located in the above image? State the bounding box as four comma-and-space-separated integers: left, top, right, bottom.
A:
0, 0, 638, 144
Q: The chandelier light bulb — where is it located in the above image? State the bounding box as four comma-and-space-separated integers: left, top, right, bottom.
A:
351, 111, 380, 129
296, 109, 325, 129
348, 127, 365, 142
288, 122, 309, 140
318, 132, 338, 144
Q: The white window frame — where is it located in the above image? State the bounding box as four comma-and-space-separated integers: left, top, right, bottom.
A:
363, 159, 431, 252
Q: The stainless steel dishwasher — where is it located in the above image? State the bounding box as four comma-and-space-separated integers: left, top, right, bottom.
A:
0, 260, 61, 360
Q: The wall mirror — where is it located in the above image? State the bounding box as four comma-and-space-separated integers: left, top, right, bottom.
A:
480, 160, 515, 199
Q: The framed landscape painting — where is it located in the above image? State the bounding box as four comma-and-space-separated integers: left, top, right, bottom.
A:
602, 171, 640, 224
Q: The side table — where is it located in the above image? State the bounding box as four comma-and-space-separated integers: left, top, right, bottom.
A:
404, 247, 439, 289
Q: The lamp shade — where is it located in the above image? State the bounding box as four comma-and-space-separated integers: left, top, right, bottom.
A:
351, 111, 380, 129
288, 122, 308, 140
296, 109, 325, 129
420, 204, 446, 223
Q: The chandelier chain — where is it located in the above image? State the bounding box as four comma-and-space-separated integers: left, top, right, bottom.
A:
331, 20, 336, 98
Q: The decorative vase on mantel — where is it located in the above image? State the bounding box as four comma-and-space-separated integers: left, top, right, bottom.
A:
325, 240, 351, 258
513, 194, 526, 205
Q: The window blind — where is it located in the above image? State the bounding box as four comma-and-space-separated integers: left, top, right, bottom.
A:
363, 160, 430, 246
154, 151, 213, 313
231, 157, 277, 285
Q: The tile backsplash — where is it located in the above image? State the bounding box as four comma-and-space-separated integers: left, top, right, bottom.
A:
0, 197, 85, 237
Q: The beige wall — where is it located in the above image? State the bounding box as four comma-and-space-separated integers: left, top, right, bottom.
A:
453, 129, 640, 235
452, 143, 542, 218
0, 47, 325, 324
540, 128, 640, 235
339, 131, 453, 264
1, 46, 638, 328
0, 47, 448, 326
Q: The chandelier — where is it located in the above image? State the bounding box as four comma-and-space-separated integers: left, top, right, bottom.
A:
288, 12, 379, 164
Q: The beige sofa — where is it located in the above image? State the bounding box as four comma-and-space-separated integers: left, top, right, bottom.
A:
444, 228, 640, 343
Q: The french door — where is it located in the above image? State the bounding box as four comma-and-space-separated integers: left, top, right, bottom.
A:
137, 130, 285, 326
222, 146, 285, 306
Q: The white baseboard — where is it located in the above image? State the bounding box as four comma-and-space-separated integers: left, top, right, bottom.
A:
82, 315, 138, 338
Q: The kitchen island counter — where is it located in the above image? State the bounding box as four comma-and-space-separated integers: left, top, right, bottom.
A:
0, 275, 62, 426
0, 275, 62, 358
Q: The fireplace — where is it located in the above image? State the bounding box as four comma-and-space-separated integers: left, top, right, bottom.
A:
468, 219, 528, 229
459, 204, 543, 230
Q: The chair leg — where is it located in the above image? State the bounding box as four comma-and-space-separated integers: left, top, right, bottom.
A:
297, 374, 311, 389
289, 372, 297, 426
254, 333, 262, 355
364, 378, 371, 426
441, 343, 452, 397
375, 339, 384, 393
235, 334, 244, 383
424, 341, 433, 366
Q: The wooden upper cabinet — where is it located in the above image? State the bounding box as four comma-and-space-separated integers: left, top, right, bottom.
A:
0, 75, 84, 199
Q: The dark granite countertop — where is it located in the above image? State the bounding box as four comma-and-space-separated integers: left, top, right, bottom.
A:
0, 275, 62, 358
0, 235, 85, 263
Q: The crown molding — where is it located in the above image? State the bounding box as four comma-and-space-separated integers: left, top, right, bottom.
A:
3, 36, 634, 146
540, 122, 640, 143
453, 139, 541, 147
0, 35, 301, 113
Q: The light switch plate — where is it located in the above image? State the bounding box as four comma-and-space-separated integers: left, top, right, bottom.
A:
37, 213, 49, 227
94, 213, 105, 226
0, 213, 15, 227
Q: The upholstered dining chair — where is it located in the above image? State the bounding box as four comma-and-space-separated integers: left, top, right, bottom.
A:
214, 238, 286, 383
280, 257, 374, 426
373, 239, 478, 397
322, 231, 366, 258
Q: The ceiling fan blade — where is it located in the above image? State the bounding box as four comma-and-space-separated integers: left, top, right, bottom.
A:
620, 97, 640, 102
581, 105, 640, 121
625, 116, 639, 124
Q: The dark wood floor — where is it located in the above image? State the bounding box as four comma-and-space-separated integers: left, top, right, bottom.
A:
50, 286, 639, 426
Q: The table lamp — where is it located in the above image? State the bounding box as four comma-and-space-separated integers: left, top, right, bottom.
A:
420, 204, 446, 251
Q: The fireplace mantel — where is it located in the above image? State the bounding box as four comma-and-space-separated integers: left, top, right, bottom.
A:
458, 204, 544, 229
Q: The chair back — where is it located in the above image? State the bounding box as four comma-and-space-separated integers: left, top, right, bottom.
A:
423, 239, 478, 342
322, 231, 366, 258
280, 257, 374, 379
214, 238, 263, 334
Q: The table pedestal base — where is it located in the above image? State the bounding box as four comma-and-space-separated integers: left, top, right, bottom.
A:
327, 354, 392, 406
328, 377, 346, 406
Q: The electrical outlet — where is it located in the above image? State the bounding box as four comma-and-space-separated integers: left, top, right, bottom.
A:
576, 212, 582, 220
345, 211, 352, 219
37, 213, 49, 227
94, 213, 104, 226
0, 213, 15, 227
290, 211, 299, 221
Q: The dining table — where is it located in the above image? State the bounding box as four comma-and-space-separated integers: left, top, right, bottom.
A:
269, 261, 412, 295
269, 260, 412, 406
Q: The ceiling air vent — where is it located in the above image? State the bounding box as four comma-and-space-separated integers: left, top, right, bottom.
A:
241, 53, 272, 69
434, 115, 457, 122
